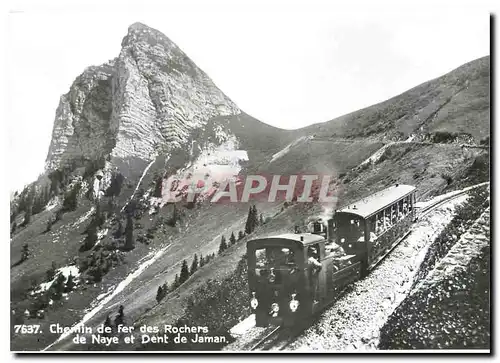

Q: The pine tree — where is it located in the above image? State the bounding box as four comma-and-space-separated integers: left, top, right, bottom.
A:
81, 221, 98, 252
113, 220, 123, 239
190, 254, 199, 275
173, 274, 180, 289
21, 243, 29, 262
90, 266, 103, 283
46, 261, 57, 281
244, 207, 253, 235
104, 314, 112, 328
199, 253, 205, 267
50, 273, 66, 300
218, 235, 228, 255
153, 175, 163, 198
162, 282, 168, 294
156, 285, 164, 304
23, 202, 33, 226
44, 218, 53, 233
33, 185, 50, 215
167, 204, 180, 227
30, 279, 38, 291
114, 305, 124, 327
31, 291, 50, 313
179, 260, 190, 284
94, 202, 105, 228
105, 172, 124, 197
62, 182, 81, 212
229, 232, 236, 245
64, 273, 75, 292
252, 205, 259, 229
23, 186, 36, 226
238, 230, 245, 241
104, 314, 112, 335
124, 214, 135, 251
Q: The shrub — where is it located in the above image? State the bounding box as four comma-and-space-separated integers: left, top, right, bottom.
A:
62, 182, 82, 212
441, 173, 453, 185
431, 131, 457, 143
105, 172, 124, 197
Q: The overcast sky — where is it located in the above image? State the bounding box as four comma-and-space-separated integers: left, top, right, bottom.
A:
4, 0, 491, 192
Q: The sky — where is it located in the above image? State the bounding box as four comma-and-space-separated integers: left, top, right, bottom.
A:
3, 0, 491, 192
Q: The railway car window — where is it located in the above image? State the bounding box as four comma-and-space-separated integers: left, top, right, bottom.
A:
255, 248, 267, 267
369, 216, 377, 232
255, 247, 297, 269
384, 207, 392, 228
376, 213, 384, 234
307, 244, 321, 262
350, 219, 360, 227
368, 216, 378, 242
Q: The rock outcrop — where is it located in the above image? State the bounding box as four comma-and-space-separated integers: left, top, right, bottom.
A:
45, 22, 241, 173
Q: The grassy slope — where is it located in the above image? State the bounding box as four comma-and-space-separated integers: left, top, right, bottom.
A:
298, 56, 489, 142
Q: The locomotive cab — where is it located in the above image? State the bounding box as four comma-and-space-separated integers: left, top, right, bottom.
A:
247, 234, 326, 327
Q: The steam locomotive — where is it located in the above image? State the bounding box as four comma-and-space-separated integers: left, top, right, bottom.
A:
247, 184, 416, 327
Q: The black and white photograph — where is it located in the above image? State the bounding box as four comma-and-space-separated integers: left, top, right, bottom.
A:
6, 0, 492, 353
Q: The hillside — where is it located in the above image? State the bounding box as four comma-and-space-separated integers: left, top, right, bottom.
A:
10, 22, 489, 352
299, 56, 490, 143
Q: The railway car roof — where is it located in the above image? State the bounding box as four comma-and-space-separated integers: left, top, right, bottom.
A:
247, 233, 324, 248
336, 184, 416, 219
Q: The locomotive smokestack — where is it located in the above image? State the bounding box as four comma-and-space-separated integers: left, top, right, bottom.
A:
327, 219, 334, 242
300, 236, 304, 242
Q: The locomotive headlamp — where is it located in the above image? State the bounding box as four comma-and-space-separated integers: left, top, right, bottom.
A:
250, 292, 258, 309
270, 303, 280, 317
289, 293, 299, 312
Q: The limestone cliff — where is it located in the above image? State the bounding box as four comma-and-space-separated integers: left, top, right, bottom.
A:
45, 22, 241, 172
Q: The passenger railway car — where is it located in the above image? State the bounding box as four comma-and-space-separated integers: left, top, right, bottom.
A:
247, 184, 417, 327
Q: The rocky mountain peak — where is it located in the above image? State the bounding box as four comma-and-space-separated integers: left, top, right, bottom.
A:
45, 22, 241, 177
122, 22, 177, 48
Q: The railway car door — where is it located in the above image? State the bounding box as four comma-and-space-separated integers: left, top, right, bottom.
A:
335, 214, 366, 255
306, 242, 326, 310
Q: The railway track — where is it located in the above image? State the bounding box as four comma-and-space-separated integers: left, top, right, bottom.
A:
417, 182, 489, 218
249, 326, 281, 351
248, 182, 489, 351
249, 285, 355, 351
250, 325, 311, 351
